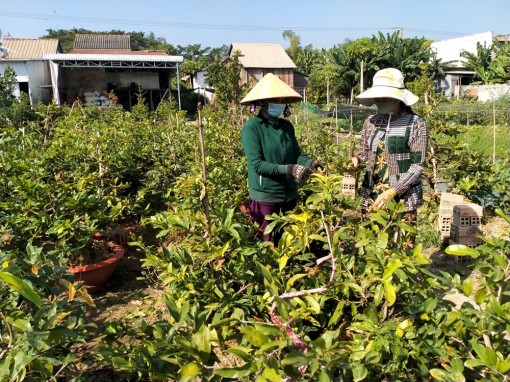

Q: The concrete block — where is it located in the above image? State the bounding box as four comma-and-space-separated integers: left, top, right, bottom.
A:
453, 203, 483, 226
439, 192, 464, 215
451, 224, 482, 238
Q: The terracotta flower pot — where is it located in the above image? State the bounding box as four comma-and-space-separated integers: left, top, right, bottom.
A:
67, 243, 125, 293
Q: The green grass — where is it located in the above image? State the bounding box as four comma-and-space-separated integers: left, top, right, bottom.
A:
460, 125, 510, 159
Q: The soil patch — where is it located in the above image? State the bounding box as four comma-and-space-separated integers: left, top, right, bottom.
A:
70, 226, 166, 380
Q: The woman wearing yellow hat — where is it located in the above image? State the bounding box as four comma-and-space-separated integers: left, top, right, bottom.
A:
352, 68, 428, 219
240, 73, 322, 242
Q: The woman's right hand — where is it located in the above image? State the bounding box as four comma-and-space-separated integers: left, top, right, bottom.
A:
349, 156, 359, 170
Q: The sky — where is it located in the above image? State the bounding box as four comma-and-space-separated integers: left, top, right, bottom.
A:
1, 0, 509, 49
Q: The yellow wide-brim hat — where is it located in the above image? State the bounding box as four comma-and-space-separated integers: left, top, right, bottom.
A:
355, 68, 419, 106
240, 73, 303, 105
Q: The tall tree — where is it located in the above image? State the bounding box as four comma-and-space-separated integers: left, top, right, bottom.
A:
282, 30, 302, 62
294, 44, 320, 75
370, 32, 434, 82
461, 41, 510, 84
206, 53, 243, 107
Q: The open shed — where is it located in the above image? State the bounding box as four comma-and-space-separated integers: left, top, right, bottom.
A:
43, 34, 184, 110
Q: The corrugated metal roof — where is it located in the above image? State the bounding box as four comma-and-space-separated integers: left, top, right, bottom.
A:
1, 38, 60, 59
495, 34, 510, 42
74, 34, 130, 50
43, 53, 183, 63
71, 49, 169, 56
230, 43, 296, 69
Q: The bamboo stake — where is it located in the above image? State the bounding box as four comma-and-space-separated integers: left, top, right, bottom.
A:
197, 102, 211, 237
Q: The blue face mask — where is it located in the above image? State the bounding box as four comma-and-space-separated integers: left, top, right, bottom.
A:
267, 103, 286, 118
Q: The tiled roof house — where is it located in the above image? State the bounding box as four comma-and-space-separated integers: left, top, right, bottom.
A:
228, 43, 301, 91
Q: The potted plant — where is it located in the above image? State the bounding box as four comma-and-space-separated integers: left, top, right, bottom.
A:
67, 232, 125, 293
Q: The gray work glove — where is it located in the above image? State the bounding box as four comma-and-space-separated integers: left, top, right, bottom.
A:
288, 164, 313, 183
311, 159, 323, 171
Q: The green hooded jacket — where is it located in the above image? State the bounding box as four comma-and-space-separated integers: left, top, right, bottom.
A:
241, 114, 312, 203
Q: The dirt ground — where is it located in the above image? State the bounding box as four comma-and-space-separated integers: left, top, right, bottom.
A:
73, 215, 510, 381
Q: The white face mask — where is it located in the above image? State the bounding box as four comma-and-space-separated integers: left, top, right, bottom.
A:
375, 99, 401, 114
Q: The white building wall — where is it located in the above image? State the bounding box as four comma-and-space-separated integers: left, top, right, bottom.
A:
431, 31, 494, 67
26, 60, 52, 104
0, 60, 52, 105
459, 84, 510, 101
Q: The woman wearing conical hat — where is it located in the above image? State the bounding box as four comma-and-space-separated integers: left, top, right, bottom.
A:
240, 73, 322, 243
352, 68, 428, 221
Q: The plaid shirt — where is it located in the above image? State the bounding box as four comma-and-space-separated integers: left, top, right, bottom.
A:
357, 110, 428, 211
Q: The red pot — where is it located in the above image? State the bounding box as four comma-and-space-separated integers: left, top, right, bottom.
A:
67, 243, 125, 293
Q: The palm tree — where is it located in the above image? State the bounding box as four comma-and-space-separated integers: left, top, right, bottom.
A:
461, 41, 510, 84
461, 42, 493, 84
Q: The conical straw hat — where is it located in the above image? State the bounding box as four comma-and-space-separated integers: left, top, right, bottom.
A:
240, 73, 303, 105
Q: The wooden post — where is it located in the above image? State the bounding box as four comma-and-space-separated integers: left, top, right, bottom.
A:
493, 101, 496, 164
197, 102, 211, 237
360, 59, 364, 94
349, 109, 354, 158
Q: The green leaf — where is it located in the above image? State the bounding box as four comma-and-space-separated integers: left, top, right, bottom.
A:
464, 358, 486, 368
395, 319, 413, 338
192, 325, 211, 362
352, 364, 368, 381
395, 221, 417, 233
429, 368, 449, 380
376, 232, 388, 248
256, 262, 274, 285
308, 234, 327, 242
224, 347, 254, 362
461, 278, 473, 296
278, 255, 289, 271
260, 365, 282, 382
495, 208, 510, 224
373, 283, 384, 306
445, 245, 479, 257
0, 271, 42, 307
327, 301, 345, 327
306, 193, 324, 203
281, 352, 308, 366
471, 340, 498, 367
111, 357, 135, 371
423, 297, 438, 313
239, 326, 270, 348
178, 362, 201, 382
305, 295, 321, 313
9, 317, 32, 331
450, 358, 464, 374
488, 297, 505, 316
382, 259, 402, 281
384, 281, 396, 307
474, 288, 488, 305
215, 362, 255, 378
286, 273, 307, 290
318, 370, 331, 382
370, 212, 388, 226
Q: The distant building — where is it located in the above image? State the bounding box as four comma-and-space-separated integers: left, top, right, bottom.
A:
44, 34, 184, 110
228, 42, 300, 91
0, 38, 62, 105
0, 34, 184, 110
431, 31, 494, 97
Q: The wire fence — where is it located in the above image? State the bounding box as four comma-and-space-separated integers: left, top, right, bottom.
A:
294, 99, 510, 130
